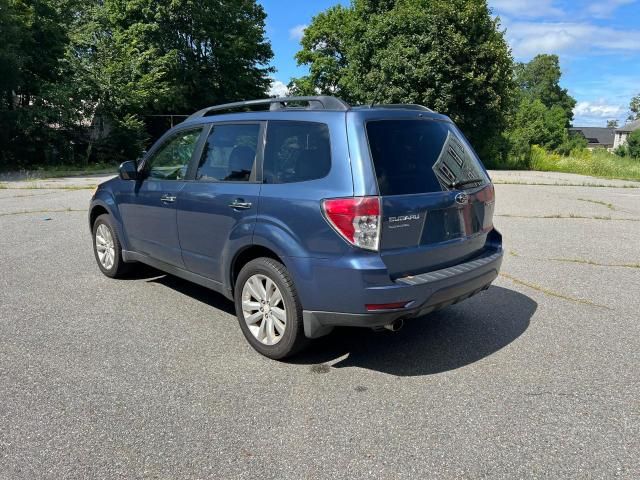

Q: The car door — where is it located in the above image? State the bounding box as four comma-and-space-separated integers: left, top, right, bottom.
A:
118, 127, 203, 267
177, 122, 263, 281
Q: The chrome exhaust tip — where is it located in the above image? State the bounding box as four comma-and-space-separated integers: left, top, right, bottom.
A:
383, 318, 404, 332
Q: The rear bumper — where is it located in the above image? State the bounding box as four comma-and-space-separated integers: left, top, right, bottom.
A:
302, 247, 503, 338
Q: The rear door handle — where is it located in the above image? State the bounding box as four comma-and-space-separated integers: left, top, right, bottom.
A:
229, 199, 252, 210
160, 194, 176, 203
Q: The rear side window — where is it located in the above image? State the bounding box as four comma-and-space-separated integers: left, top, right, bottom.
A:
263, 121, 331, 184
366, 120, 488, 196
196, 124, 260, 182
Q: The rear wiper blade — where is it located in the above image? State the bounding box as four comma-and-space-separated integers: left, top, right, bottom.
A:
448, 178, 484, 189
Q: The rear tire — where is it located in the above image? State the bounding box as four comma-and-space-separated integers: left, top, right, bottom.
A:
92, 214, 131, 278
234, 257, 308, 359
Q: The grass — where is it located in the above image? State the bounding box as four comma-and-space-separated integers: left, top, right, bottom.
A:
529, 145, 640, 181
577, 198, 615, 210
550, 258, 640, 269
0, 163, 116, 181
0, 208, 85, 217
0, 183, 98, 190
492, 180, 640, 188
496, 213, 639, 221
508, 250, 640, 269
499, 272, 610, 309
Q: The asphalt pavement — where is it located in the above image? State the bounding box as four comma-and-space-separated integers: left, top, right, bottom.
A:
0, 171, 638, 479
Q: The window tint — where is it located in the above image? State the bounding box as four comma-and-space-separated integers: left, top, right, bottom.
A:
263, 121, 331, 184
147, 129, 201, 180
366, 120, 488, 196
196, 124, 260, 182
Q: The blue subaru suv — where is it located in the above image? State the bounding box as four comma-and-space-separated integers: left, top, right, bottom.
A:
89, 96, 503, 359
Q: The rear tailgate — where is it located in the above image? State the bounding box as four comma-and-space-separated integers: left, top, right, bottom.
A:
365, 118, 496, 278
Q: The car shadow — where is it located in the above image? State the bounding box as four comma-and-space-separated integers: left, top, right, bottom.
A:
290, 286, 536, 376
122, 268, 535, 376
125, 265, 236, 315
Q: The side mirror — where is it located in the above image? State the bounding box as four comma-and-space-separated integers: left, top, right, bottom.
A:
119, 160, 138, 180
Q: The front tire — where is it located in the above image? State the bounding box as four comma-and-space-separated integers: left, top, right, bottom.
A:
234, 257, 308, 359
92, 214, 131, 278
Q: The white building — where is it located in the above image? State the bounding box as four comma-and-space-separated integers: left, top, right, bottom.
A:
613, 118, 640, 150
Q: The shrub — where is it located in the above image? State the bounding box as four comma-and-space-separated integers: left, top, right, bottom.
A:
93, 114, 148, 165
627, 130, 640, 159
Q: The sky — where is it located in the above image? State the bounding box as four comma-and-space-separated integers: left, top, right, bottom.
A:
258, 0, 640, 127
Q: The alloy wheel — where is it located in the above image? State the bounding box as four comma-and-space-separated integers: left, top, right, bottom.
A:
95, 224, 115, 270
241, 274, 287, 345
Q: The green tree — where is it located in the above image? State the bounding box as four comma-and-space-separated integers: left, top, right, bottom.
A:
0, 0, 80, 168
506, 98, 574, 166
607, 119, 619, 128
627, 130, 640, 159
291, 0, 515, 162
514, 54, 576, 126
0, 0, 275, 168
70, 0, 274, 162
505, 54, 578, 163
96, 0, 274, 115
629, 93, 640, 121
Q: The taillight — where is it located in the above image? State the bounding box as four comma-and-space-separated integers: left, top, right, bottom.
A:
322, 196, 381, 251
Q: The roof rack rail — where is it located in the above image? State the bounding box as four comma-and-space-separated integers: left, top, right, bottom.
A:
186, 96, 350, 121
353, 103, 434, 112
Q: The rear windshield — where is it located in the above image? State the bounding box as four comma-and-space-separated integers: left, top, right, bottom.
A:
366, 120, 488, 196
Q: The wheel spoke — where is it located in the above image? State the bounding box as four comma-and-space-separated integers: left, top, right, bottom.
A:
266, 317, 276, 344
269, 289, 282, 307
257, 317, 267, 341
273, 316, 285, 335
247, 277, 264, 301
244, 311, 262, 326
242, 300, 261, 311
265, 278, 275, 299
271, 307, 286, 322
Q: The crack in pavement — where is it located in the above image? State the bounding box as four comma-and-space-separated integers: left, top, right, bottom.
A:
499, 272, 611, 310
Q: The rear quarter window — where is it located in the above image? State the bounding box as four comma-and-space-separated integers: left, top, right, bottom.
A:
263, 121, 331, 184
366, 120, 487, 196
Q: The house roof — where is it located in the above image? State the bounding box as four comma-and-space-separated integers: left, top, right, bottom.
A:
569, 127, 615, 146
616, 118, 640, 132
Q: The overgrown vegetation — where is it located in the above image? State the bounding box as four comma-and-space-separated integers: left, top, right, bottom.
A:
530, 145, 640, 180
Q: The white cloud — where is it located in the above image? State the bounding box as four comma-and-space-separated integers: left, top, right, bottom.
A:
505, 21, 640, 58
490, 0, 564, 18
587, 0, 636, 18
574, 101, 625, 118
289, 24, 307, 41
268, 79, 289, 97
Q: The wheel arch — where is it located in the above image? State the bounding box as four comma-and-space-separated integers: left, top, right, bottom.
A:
89, 204, 109, 230
89, 193, 130, 251
229, 245, 284, 293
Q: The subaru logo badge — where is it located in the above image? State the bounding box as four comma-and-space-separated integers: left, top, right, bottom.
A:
455, 192, 469, 205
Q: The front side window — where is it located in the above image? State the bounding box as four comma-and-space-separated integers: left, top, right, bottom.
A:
147, 129, 202, 180
263, 121, 331, 184
196, 124, 260, 182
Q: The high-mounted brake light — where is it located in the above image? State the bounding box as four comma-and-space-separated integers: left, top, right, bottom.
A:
322, 196, 381, 251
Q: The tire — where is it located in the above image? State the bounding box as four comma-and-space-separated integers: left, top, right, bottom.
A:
92, 214, 131, 278
234, 257, 308, 359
